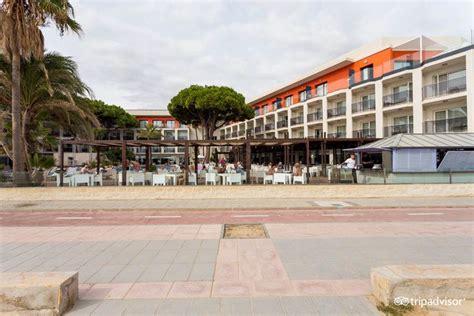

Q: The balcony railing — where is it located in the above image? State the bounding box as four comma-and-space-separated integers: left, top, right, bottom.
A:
353, 129, 376, 138
383, 90, 413, 107
308, 130, 323, 138
290, 115, 304, 125
264, 123, 275, 131
254, 126, 263, 134
307, 111, 323, 122
384, 124, 413, 137
327, 132, 345, 138
276, 120, 288, 129
246, 128, 254, 138
327, 106, 346, 118
225, 133, 231, 139
423, 76, 466, 99
231, 131, 238, 138
352, 99, 375, 113
238, 130, 245, 136
424, 117, 467, 133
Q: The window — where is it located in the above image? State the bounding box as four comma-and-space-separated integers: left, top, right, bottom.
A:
285, 96, 293, 107
360, 65, 373, 81
299, 90, 307, 102
336, 101, 345, 109
394, 60, 413, 70
139, 120, 148, 128
273, 100, 282, 110
153, 120, 163, 127
336, 125, 346, 136
166, 121, 175, 128
177, 130, 188, 140
434, 106, 467, 132
316, 83, 327, 96
393, 148, 437, 172
263, 105, 269, 114
164, 130, 175, 140
255, 108, 260, 116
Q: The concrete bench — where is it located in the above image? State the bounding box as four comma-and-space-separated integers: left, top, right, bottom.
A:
0, 272, 78, 315
371, 264, 473, 314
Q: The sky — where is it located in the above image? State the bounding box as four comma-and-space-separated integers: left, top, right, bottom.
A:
42, 0, 474, 109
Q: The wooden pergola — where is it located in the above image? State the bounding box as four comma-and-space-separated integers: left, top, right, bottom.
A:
59, 137, 374, 186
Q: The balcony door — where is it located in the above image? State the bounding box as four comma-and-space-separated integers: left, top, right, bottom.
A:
432, 73, 448, 96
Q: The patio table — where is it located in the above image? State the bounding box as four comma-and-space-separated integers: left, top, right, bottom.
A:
217, 173, 231, 185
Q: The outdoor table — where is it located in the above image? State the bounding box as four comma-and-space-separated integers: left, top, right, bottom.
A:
164, 173, 179, 185
217, 173, 231, 185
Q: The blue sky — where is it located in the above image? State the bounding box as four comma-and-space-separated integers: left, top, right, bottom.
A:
42, 0, 473, 109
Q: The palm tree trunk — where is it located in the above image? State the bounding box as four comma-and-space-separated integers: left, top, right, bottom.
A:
11, 50, 24, 174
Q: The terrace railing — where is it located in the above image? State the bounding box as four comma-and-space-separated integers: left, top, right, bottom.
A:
352, 99, 375, 113
352, 129, 376, 138
290, 115, 304, 125
423, 76, 466, 99
327, 106, 346, 118
307, 111, 323, 122
276, 120, 288, 129
423, 117, 467, 133
384, 124, 413, 137
383, 90, 413, 107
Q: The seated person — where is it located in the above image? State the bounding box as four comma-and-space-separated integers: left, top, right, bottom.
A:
293, 162, 302, 176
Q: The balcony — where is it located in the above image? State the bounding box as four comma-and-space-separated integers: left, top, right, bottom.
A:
238, 130, 245, 136
308, 130, 323, 138
246, 128, 254, 138
231, 131, 238, 138
276, 120, 288, 129
384, 124, 413, 137
254, 126, 263, 134
290, 115, 304, 125
424, 117, 467, 133
225, 133, 231, 139
327, 106, 346, 118
353, 129, 376, 138
307, 111, 323, 122
327, 132, 345, 138
383, 90, 412, 107
423, 76, 466, 99
352, 99, 375, 113
265, 123, 275, 131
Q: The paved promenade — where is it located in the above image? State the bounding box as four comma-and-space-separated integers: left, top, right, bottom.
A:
1, 186, 473, 315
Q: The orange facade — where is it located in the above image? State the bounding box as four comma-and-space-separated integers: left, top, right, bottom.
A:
135, 115, 182, 128
251, 47, 442, 115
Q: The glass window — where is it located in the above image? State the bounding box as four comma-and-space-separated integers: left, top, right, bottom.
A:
448, 106, 467, 118
273, 100, 281, 110
361, 65, 373, 81
164, 130, 175, 140
336, 101, 345, 109
394, 60, 413, 70
316, 83, 327, 96
153, 120, 163, 127
299, 90, 307, 102
177, 130, 188, 140
255, 108, 260, 116
139, 120, 148, 128
166, 121, 175, 128
285, 96, 292, 107
263, 105, 269, 114
336, 125, 346, 135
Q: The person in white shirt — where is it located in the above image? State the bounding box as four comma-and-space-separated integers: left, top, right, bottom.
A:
343, 154, 357, 184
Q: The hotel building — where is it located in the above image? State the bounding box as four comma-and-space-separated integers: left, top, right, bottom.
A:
219, 36, 473, 141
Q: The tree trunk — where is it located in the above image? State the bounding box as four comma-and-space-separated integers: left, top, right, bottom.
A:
11, 50, 24, 174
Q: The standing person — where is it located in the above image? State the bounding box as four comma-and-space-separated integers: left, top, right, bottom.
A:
344, 154, 357, 184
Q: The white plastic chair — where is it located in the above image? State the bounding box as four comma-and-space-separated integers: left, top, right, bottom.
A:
293, 175, 306, 184
145, 172, 153, 185
188, 173, 197, 185
241, 173, 247, 184
130, 172, 145, 186
73, 174, 91, 186
254, 170, 265, 184
227, 173, 242, 185
205, 172, 218, 185
273, 173, 286, 184
263, 174, 273, 185
152, 174, 167, 186
92, 173, 103, 186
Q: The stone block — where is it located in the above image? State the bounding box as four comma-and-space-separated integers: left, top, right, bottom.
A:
0, 272, 78, 315
371, 264, 474, 314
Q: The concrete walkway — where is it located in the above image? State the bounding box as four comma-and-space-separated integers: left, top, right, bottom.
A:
1, 196, 473, 212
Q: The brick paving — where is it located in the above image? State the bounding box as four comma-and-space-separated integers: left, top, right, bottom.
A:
1, 197, 473, 315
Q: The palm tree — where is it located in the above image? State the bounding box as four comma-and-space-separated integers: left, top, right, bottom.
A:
0, 52, 99, 171
0, 0, 81, 178
137, 123, 162, 171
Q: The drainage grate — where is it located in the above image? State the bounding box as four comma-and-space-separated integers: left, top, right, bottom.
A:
223, 223, 268, 239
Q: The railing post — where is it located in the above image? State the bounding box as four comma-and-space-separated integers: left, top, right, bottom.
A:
59, 141, 64, 187
449, 169, 452, 184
